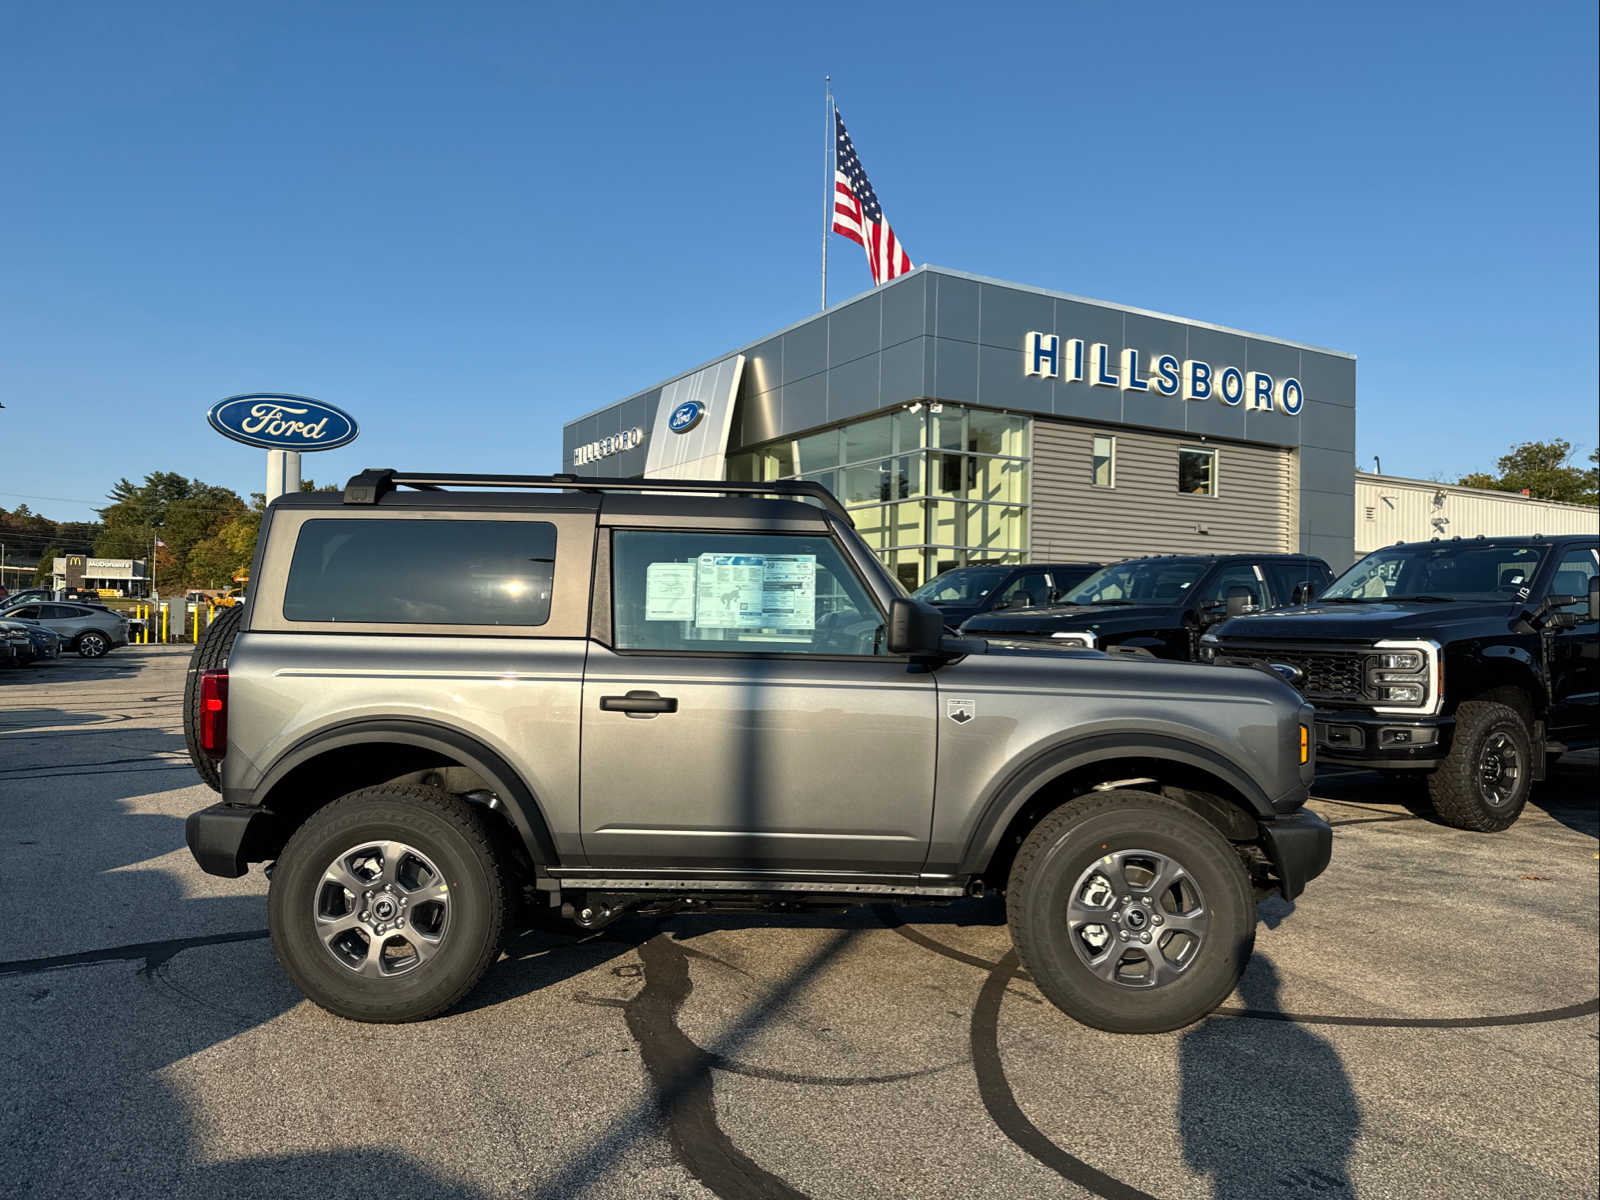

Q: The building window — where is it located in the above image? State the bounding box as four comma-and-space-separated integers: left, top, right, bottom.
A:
725, 407, 1031, 588
1091, 436, 1115, 488
1178, 446, 1217, 496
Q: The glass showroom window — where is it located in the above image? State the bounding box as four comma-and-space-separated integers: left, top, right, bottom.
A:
726, 407, 1031, 588
1092, 435, 1115, 487
1178, 446, 1218, 496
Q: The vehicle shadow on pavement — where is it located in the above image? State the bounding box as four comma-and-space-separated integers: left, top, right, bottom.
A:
1179, 955, 1361, 1200
1528, 754, 1598, 839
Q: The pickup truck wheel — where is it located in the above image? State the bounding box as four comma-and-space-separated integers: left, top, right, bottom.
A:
1426, 700, 1532, 832
1007, 790, 1253, 1034
182, 605, 244, 792
268, 785, 509, 1022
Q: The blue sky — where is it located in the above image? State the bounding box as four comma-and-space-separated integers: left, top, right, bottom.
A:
2, 0, 1596, 525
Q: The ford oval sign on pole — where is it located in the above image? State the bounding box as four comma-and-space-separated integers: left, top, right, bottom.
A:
667, 400, 705, 434
207, 393, 360, 451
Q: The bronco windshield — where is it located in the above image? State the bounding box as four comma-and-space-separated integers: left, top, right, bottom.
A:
1061, 560, 1206, 606
1323, 543, 1549, 602
913, 566, 1012, 605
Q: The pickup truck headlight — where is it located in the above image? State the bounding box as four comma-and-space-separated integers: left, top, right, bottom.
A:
1198, 632, 1219, 663
1049, 630, 1097, 650
1367, 639, 1442, 715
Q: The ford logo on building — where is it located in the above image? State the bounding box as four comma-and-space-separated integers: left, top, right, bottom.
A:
206, 393, 359, 452
667, 400, 705, 434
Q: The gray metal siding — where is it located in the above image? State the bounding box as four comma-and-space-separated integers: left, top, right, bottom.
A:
1029, 421, 1295, 561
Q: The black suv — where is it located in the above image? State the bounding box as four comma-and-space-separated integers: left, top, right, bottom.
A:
1203, 535, 1599, 831
910, 561, 1101, 629
961, 553, 1333, 659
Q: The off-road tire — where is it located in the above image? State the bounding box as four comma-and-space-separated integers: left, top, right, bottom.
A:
1426, 700, 1533, 832
269, 785, 509, 1023
183, 605, 244, 791
1007, 789, 1254, 1034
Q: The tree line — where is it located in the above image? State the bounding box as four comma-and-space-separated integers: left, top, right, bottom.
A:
1457, 439, 1599, 506
2, 471, 331, 591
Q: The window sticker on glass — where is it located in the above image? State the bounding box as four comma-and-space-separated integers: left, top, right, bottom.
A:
645, 562, 697, 621
693, 553, 817, 630
695, 554, 768, 628
760, 555, 817, 631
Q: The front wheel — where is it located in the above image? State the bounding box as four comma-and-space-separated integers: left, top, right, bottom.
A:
1007, 790, 1254, 1034
268, 785, 509, 1022
1426, 700, 1532, 832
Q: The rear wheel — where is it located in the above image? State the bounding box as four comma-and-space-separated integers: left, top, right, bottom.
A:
1006, 790, 1254, 1034
1427, 700, 1533, 832
268, 785, 509, 1023
183, 605, 243, 791
76, 631, 110, 658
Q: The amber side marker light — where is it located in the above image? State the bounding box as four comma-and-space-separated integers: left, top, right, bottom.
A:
1299, 724, 1310, 764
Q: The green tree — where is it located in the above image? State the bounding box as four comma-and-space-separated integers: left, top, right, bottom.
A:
33, 547, 61, 585
95, 472, 250, 589
1458, 439, 1600, 505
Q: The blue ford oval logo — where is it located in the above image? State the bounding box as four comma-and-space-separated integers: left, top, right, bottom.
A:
668, 400, 705, 434
206, 393, 359, 452
1270, 662, 1305, 687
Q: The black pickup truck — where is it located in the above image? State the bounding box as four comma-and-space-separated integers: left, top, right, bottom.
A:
1203, 534, 1599, 831
961, 553, 1332, 659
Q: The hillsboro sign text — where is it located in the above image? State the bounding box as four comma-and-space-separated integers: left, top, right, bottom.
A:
1022, 331, 1304, 415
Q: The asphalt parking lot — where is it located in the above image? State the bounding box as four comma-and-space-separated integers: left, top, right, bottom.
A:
2, 646, 1596, 1199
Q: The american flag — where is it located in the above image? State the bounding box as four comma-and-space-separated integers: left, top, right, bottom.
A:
832, 108, 912, 285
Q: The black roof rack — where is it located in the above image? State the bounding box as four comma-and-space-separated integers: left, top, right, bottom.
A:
341, 469, 854, 524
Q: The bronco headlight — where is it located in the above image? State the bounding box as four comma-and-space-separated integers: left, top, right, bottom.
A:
1049, 630, 1097, 650
1367, 639, 1442, 715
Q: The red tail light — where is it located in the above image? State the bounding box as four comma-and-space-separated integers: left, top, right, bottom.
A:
199, 670, 228, 759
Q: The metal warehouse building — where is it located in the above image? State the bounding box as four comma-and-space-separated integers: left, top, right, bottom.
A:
563, 266, 1357, 587
1355, 472, 1598, 553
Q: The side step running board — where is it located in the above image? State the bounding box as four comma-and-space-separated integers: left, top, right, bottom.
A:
553, 877, 968, 898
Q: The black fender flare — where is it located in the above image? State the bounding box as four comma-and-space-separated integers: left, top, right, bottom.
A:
957, 731, 1275, 875
231, 718, 558, 865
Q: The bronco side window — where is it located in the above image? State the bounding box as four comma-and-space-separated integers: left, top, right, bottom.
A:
282, 519, 556, 626
610, 530, 886, 656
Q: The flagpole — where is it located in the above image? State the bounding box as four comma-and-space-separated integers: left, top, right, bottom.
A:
821, 75, 832, 311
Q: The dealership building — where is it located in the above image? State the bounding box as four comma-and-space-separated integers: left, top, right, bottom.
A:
562, 266, 1357, 588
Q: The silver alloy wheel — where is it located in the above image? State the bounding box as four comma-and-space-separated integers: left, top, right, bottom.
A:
78, 633, 107, 657
1477, 730, 1521, 808
313, 840, 451, 978
1066, 848, 1210, 989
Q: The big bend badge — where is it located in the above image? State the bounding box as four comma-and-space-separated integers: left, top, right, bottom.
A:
945, 698, 975, 726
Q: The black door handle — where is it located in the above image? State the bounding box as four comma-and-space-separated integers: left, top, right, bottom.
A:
599, 690, 678, 716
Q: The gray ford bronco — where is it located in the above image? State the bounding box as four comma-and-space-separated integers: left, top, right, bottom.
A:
183, 470, 1331, 1033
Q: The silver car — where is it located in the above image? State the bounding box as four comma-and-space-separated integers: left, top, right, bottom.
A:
0, 600, 128, 658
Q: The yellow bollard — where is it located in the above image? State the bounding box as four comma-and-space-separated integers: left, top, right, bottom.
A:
193, 606, 200, 643
161, 604, 168, 643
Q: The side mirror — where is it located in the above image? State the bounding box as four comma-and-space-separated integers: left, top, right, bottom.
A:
1290, 583, 1310, 605
886, 596, 946, 656
1225, 586, 1254, 618
1591, 576, 1599, 621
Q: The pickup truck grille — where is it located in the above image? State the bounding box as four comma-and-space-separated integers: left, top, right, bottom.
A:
1215, 646, 1370, 705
